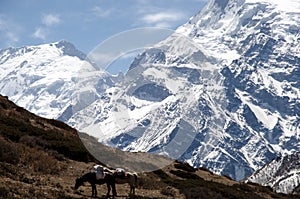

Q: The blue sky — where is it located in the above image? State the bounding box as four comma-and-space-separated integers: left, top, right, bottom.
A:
0, 0, 207, 54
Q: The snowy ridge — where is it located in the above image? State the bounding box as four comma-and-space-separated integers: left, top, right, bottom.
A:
0, 40, 111, 120
246, 152, 300, 194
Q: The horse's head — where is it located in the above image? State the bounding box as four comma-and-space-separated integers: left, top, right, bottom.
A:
74, 177, 84, 190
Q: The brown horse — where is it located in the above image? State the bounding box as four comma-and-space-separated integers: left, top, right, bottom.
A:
74, 172, 117, 198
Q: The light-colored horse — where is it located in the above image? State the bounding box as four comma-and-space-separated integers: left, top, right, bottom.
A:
114, 171, 138, 195
105, 168, 138, 195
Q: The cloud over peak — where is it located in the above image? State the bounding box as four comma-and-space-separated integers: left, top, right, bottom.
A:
0, 15, 21, 46
33, 27, 47, 40
42, 14, 61, 26
32, 13, 61, 40
140, 11, 185, 28
92, 6, 112, 18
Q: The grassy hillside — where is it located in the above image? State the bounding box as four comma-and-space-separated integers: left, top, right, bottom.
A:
0, 94, 299, 199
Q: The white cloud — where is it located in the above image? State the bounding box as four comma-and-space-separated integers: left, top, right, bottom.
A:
0, 16, 20, 46
5, 32, 19, 43
141, 12, 182, 24
0, 18, 6, 30
33, 27, 47, 40
140, 11, 185, 28
32, 13, 60, 40
42, 14, 61, 26
92, 6, 112, 18
153, 22, 174, 28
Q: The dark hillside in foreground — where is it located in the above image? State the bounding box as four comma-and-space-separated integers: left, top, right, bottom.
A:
0, 94, 299, 198
0, 95, 94, 163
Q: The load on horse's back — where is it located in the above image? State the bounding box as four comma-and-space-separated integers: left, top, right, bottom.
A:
115, 167, 126, 178
92, 165, 105, 180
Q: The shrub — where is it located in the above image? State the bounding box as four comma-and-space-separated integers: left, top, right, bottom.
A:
19, 135, 47, 149
174, 162, 197, 172
0, 186, 9, 198
170, 169, 201, 180
23, 147, 61, 174
0, 136, 21, 164
0, 113, 93, 163
161, 186, 176, 197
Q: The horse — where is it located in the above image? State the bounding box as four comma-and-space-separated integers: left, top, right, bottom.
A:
113, 171, 138, 195
74, 172, 117, 198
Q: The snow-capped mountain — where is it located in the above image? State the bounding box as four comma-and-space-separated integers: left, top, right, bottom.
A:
0, 40, 113, 120
0, 0, 299, 182
246, 152, 300, 194
68, 0, 300, 180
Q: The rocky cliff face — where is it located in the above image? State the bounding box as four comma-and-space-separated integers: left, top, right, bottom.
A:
246, 152, 300, 194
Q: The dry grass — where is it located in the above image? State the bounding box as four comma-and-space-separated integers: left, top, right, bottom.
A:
1, 95, 300, 199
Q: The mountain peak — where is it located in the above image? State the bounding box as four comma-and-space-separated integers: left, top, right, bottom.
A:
0, 41, 96, 119
188, 0, 299, 29
54, 40, 86, 60
213, 0, 231, 10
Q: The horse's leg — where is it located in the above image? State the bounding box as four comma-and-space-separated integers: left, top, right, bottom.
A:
95, 185, 97, 198
91, 184, 94, 197
129, 185, 134, 195
111, 183, 117, 197
129, 179, 135, 195
91, 184, 97, 198
128, 185, 131, 195
106, 183, 111, 197
133, 175, 137, 195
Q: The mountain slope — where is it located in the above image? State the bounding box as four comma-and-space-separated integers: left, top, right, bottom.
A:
68, 0, 300, 181
0, 40, 112, 121
2, 94, 296, 199
246, 152, 300, 194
